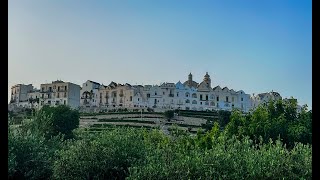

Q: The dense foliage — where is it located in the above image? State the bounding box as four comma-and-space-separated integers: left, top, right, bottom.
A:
164, 110, 174, 120
225, 99, 312, 148
53, 128, 147, 179
40, 105, 79, 139
8, 100, 312, 179
8, 125, 63, 179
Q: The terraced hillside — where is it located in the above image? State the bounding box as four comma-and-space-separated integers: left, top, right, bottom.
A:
79, 111, 220, 134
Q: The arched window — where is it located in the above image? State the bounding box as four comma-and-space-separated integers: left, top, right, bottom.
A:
185, 92, 190, 97
210, 101, 215, 106
205, 101, 209, 105
192, 93, 197, 98
192, 100, 197, 104
186, 99, 190, 103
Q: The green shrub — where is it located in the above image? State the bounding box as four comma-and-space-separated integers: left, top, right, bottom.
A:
8, 126, 63, 180
53, 128, 147, 180
40, 105, 79, 139
164, 110, 174, 120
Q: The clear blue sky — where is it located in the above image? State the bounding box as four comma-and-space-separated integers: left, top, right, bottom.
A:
8, 0, 312, 108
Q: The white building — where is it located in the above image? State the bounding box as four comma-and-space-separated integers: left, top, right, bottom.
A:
80, 80, 100, 107
10, 84, 34, 108
27, 89, 41, 109
39, 80, 81, 109
250, 91, 282, 109
10, 84, 33, 104
79, 72, 252, 112
11, 73, 296, 113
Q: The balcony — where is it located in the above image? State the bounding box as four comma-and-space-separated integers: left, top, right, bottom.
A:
40, 90, 50, 93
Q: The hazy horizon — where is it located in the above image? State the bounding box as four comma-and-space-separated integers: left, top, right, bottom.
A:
8, 0, 312, 109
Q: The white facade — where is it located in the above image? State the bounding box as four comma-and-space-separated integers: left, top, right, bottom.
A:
80, 80, 100, 107
10, 84, 34, 108
10, 84, 33, 104
250, 91, 282, 110
10, 73, 296, 113
77, 72, 253, 112
39, 80, 81, 109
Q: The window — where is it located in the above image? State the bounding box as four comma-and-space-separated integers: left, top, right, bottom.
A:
65, 86, 67, 90
49, 87, 52, 92
64, 100, 66, 105
138, 98, 140, 101
186, 99, 190, 103
42, 94, 44, 98
226, 96, 229, 102
192, 100, 197, 104
147, 94, 150, 98
48, 100, 51, 104
100, 93, 102, 98
42, 87, 44, 92
58, 87, 60, 91
200, 95, 203, 100
217, 96, 219, 101
130, 96, 132, 101
57, 93, 60, 98
155, 92, 157, 95
185, 92, 190, 97
163, 92, 165, 95
241, 97, 243, 101
210, 101, 215, 106
64, 92, 67, 98
192, 93, 197, 98
200, 102, 202, 105
206, 95, 208, 101
232, 97, 234, 102
177, 93, 179, 97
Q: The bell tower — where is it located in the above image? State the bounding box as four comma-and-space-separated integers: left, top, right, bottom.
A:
188, 72, 192, 83
203, 72, 211, 87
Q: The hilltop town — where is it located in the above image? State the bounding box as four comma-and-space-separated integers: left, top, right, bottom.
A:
9, 72, 296, 112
